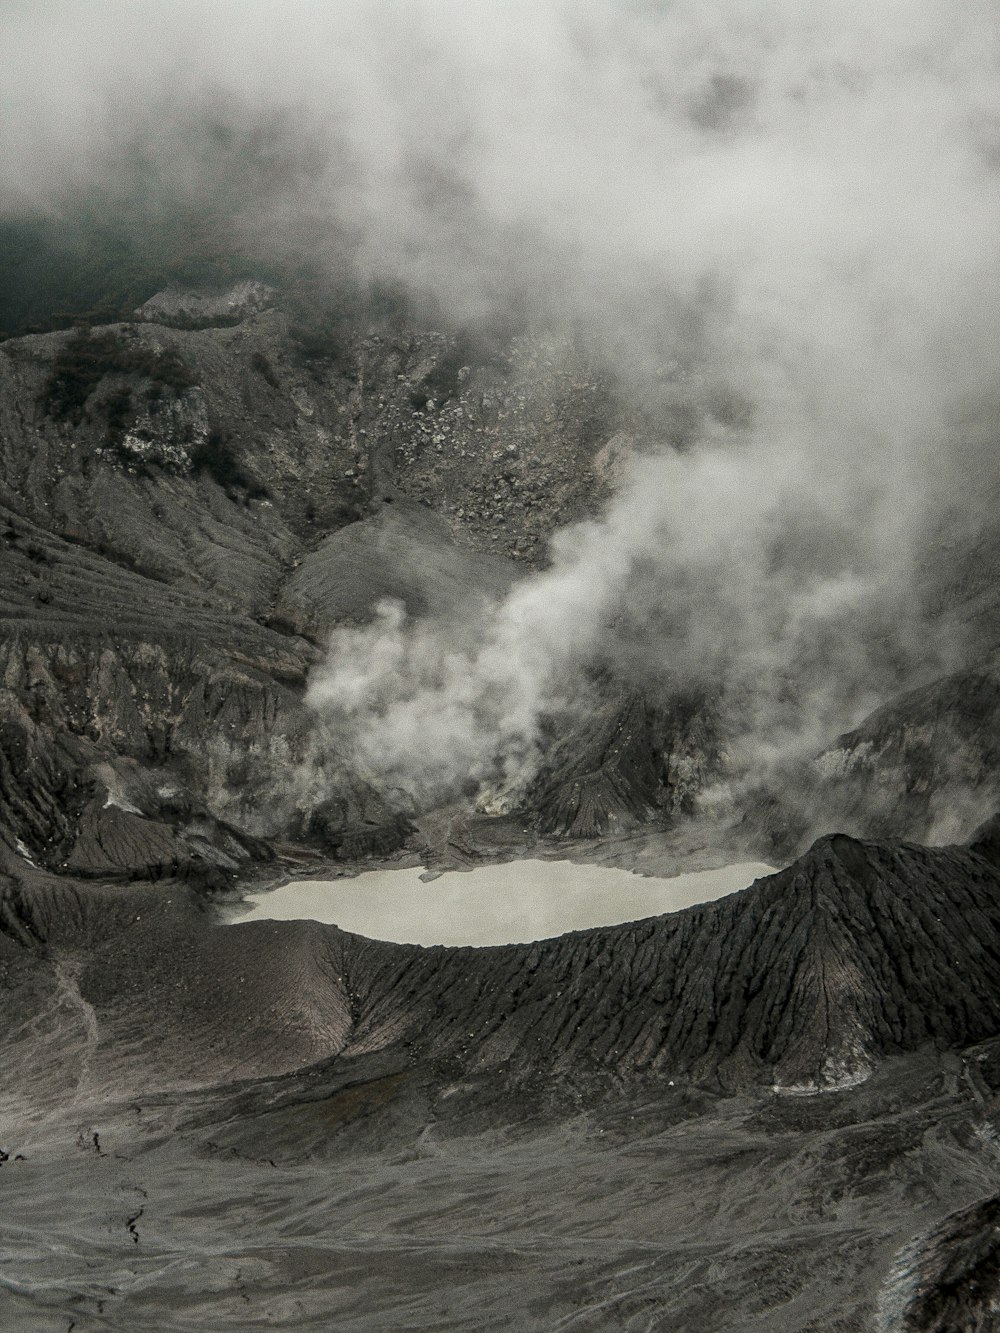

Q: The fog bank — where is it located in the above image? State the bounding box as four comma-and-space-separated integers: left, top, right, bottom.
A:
8, 2, 1000, 811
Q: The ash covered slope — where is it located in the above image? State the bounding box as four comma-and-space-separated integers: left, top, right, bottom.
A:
6, 828, 1000, 1330
0, 300, 613, 875
5, 827, 1000, 1099
3, 287, 1000, 878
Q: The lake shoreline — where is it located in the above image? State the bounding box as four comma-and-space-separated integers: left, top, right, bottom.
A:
224, 857, 776, 947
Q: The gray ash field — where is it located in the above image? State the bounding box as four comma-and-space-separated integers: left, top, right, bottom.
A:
5, 4, 1000, 1329
6, 836, 1000, 1330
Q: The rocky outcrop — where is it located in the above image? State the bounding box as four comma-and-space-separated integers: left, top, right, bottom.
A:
4, 290, 1000, 874
881, 1194, 1000, 1332
134, 280, 277, 326
338, 832, 1000, 1092
790, 664, 1000, 848
0, 633, 305, 873
528, 692, 670, 837
527, 690, 722, 838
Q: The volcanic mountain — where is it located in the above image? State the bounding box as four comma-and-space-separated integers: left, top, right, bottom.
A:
4, 287, 1000, 1330
3, 291, 999, 878
5, 825, 1000, 1328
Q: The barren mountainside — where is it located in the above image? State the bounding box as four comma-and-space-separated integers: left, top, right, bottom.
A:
5, 817, 1000, 1328
0, 302, 622, 875
4, 289, 1000, 1332
7, 1, 1000, 1326
3, 294, 1000, 877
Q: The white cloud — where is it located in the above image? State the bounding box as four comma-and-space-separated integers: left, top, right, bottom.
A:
7, 1, 1000, 808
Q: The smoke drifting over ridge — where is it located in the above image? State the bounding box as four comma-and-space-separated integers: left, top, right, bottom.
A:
7, 2, 1000, 811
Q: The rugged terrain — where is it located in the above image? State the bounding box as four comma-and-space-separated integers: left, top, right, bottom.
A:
5, 829, 1000, 1328
5, 287, 1000, 1330
0, 291, 626, 879
3, 287, 999, 879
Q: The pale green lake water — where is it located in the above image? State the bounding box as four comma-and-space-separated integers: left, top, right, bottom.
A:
227, 859, 776, 946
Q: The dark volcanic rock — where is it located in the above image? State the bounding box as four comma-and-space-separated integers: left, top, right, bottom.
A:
298, 798, 414, 861
528, 692, 670, 838
5, 276, 1000, 1327
811, 664, 1000, 844
527, 690, 720, 838
336, 832, 1000, 1092
883, 1193, 1000, 1332
4, 297, 999, 872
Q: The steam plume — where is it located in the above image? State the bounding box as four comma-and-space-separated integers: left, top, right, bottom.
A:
300, 2, 1000, 808
6, 2, 1000, 812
